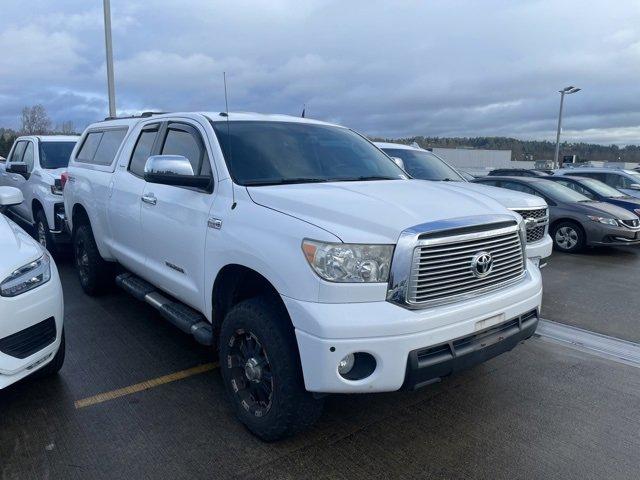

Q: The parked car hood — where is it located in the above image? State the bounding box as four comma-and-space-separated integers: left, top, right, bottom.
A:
576, 200, 639, 220
247, 179, 515, 243
0, 214, 43, 278
434, 181, 546, 209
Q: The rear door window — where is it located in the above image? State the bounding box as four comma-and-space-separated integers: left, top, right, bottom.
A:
76, 128, 128, 165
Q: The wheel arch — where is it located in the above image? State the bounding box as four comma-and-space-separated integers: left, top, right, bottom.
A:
211, 264, 289, 334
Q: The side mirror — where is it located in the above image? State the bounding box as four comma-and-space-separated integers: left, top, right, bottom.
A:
628, 183, 640, 190
7, 162, 28, 176
391, 157, 405, 170
143, 155, 211, 189
0, 186, 24, 207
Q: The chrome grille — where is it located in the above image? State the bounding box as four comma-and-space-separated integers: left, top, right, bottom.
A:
407, 227, 525, 305
513, 208, 548, 243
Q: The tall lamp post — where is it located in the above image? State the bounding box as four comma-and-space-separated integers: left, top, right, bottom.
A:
553, 85, 580, 169
103, 0, 117, 118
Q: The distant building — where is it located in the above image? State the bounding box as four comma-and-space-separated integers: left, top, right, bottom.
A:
430, 147, 533, 176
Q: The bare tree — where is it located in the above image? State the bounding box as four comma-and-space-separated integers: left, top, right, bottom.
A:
56, 120, 75, 134
21, 105, 52, 135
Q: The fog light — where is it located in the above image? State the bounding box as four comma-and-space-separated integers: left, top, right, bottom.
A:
338, 353, 355, 375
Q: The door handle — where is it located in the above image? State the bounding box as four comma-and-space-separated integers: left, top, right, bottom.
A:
12, 175, 20, 181
141, 193, 157, 205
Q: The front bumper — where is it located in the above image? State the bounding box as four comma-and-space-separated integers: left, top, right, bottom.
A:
286, 262, 542, 393
525, 234, 552, 262
51, 204, 71, 244
585, 222, 640, 247
0, 260, 64, 389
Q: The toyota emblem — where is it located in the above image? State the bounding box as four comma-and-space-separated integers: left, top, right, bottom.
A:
471, 251, 494, 278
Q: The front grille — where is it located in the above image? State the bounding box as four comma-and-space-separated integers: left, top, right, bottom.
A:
513, 208, 549, 243
620, 219, 640, 228
408, 228, 525, 305
0, 317, 57, 359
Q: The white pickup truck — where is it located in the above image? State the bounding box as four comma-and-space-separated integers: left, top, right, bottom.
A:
64, 112, 542, 440
375, 142, 552, 266
1, 136, 78, 252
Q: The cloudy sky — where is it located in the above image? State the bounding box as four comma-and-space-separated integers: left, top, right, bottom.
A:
1, 0, 639, 144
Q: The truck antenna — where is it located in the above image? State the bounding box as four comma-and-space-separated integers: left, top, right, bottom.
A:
223, 72, 237, 209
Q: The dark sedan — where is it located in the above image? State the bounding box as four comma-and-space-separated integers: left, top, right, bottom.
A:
545, 175, 640, 216
473, 176, 640, 253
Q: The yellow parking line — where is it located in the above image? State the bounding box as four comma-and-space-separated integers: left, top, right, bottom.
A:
74, 362, 219, 409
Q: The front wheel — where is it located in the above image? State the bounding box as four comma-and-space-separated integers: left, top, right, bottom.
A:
34, 209, 56, 255
219, 296, 324, 441
552, 221, 585, 253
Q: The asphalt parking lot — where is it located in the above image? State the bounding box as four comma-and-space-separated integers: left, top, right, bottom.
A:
2, 252, 640, 480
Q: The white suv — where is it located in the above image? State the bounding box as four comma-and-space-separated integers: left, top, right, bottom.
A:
1, 136, 78, 252
0, 187, 65, 389
64, 112, 542, 440
375, 142, 552, 265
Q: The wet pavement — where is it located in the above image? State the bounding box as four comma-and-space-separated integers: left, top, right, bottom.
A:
1, 258, 639, 479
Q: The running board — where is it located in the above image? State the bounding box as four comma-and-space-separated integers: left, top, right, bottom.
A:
115, 272, 213, 346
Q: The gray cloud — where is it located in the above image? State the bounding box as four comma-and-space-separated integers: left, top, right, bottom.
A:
1, 0, 639, 144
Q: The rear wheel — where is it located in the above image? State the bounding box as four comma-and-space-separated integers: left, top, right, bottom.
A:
34, 209, 56, 255
74, 223, 112, 295
552, 221, 585, 253
219, 296, 324, 441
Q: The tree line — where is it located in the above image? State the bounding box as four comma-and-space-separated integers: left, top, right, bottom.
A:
373, 135, 640, 163
0, 105, 77, 158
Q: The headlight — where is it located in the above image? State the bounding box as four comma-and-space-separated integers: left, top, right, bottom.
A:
0, 253, 51, 297
587, 215, 618, 226
302, 240, 393, 283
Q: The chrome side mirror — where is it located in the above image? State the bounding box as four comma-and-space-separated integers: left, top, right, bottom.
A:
143, 155, 211, 189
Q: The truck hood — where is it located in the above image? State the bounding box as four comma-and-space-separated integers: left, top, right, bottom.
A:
0, 214, 43, 279
438, 181, 546, 209
247, 180, 515, 243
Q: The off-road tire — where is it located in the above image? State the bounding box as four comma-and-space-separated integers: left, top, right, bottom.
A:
74, 223, 111, 295
219, 296, 324, 441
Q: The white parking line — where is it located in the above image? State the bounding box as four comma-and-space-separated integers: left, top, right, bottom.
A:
537, 319, 640, 368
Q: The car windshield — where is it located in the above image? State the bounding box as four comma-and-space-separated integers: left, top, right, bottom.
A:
381, 148, 465, 182
39, 141, 76, 169
575, 177, 625, 198
536, 180, 590, 202
211, 121, 406, 186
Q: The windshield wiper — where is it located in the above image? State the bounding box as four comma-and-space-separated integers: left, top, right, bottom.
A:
243, 177, 328, 186
328, 175, 399, 182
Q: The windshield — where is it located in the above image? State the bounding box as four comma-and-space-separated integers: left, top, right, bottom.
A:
536, 180, 590, 202
39, 141, 76, 169
211, 121, 406, 186
575, 177, 625, 198
382, 148, 465, 182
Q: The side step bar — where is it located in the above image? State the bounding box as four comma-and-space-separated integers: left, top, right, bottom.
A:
115, 272, 214, 346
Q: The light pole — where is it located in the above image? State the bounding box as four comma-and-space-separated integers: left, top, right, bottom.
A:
553, 85, 580, 169
103, 0, 116, 118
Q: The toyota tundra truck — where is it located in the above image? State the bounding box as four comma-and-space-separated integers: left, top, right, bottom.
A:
64, 112, 542, 440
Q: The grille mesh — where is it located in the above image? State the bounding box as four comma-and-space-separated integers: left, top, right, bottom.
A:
514, 208, 548, 243
0, 317, 56, 359
408, 229, 525, 305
